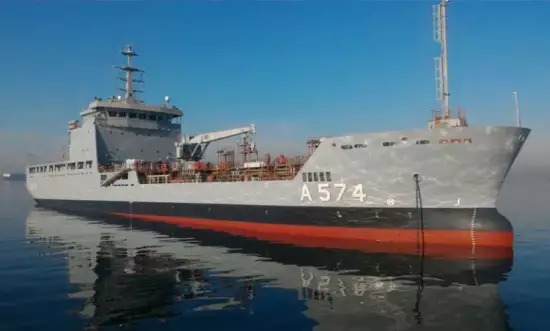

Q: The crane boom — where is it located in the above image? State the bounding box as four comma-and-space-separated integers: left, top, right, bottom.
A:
187, 124, 256, 144
175, 124, 257, 161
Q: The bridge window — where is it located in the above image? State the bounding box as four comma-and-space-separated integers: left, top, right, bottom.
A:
354, 143, 367, 148
325, 172, 332, 181
148, 115, 157, 121
118, 112, 127, 118
158, 115, 164, 121
341, 144, 353, 150
319, 172, 325, 181
302, 173, 307, 182
382, 142, 396, 147
313, 172, 318, 181
138, 113, 147, 120
416, 140, 430, 145
129, 112, 137, 119
307, 172, 313, 182
108, 111, 117, 117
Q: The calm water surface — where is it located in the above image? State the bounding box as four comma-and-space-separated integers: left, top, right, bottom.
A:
0, 170, 548, 331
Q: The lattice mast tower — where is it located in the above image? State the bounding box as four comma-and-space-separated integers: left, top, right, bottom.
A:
433, 0, 450, 118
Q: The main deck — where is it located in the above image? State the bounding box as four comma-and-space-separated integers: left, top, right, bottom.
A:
100, 155, 310, 185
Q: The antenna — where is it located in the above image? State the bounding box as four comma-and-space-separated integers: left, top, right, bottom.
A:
513, 91, 522, 127
114, 45, 145, 102
433, 0, 450, 118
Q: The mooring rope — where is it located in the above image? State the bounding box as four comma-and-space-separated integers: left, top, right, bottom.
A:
412, 173, 425, 325
470, 208, 479, 286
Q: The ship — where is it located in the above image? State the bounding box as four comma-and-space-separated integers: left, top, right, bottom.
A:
25, 0, 530, 249
2, 173, 26, 181
25, 210, 512, 330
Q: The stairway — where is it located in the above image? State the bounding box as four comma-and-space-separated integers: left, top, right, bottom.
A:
101, 168, 131, 187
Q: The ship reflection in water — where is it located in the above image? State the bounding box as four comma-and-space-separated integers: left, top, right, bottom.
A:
25, 209, 513, 331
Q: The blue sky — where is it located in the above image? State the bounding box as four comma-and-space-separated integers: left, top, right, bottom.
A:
0, 0, 549, 170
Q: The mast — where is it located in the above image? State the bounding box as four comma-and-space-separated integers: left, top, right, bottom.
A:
433, 0, 450, 118
513, 91, 522, 127
114, 45, 144, 102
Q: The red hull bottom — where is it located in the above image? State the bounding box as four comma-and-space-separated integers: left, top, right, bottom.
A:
112, 212, 513, 260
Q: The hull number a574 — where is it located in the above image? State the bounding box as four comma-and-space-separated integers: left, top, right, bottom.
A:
300, 183, 367, 202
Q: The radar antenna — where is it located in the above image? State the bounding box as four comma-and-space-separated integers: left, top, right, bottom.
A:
433, 0, 450, 118
114, 44, 145, 102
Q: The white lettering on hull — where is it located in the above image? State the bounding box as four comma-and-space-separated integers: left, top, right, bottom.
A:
300, 183, 368, 202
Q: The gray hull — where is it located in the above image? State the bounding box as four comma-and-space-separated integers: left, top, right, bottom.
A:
27, 125, 529, 209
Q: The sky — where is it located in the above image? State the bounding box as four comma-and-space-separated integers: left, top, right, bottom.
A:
0, 0, 549, 172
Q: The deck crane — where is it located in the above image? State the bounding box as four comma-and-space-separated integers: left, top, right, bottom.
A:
175, 124, 256, 161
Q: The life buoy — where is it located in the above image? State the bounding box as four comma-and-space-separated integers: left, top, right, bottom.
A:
439, 139, 449, 144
